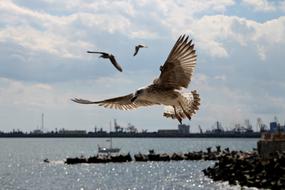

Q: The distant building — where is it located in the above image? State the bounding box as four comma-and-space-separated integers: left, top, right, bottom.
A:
157, 124, 190, 135
178, 124, 190, 134
32, 129, 43, 134
157, 129, 179, 135
270, 122, 278, 132
269, 121, 285, 132
59, 129, 86, 135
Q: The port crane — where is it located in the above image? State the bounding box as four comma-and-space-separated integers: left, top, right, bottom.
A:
198, 125, 203, 134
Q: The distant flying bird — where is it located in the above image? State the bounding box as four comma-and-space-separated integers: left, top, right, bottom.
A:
133, 44, 148, 56
74, 35, 200, 123
87, 51, 123, 72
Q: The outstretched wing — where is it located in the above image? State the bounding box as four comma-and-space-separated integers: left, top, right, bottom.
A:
109, 55, 123, 72
133, 46, 139, 56
86, 51, 108, 56
153, 35, 196, 89
133, 45, 147, 56
72, 94, 156, 110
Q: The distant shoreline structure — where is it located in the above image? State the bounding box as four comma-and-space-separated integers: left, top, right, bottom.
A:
0, 132, 261, 138
1, 117, 284, 138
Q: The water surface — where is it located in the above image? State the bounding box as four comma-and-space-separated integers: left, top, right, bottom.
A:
0, 138, 259, 190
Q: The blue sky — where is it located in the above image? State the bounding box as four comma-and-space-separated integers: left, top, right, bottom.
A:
1, 0, 285, 132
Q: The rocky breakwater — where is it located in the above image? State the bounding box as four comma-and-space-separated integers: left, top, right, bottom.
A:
134, 146, 223, 162
65, 153, 132, 164
64, 146, 223, 164
203, 150, 285, 189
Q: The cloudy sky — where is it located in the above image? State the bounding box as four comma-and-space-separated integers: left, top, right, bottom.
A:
1, 0, 285, 133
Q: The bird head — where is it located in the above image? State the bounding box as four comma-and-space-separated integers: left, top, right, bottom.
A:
131, 88, 145, 102
99, 54, 106, 58
139, 44, 147, 48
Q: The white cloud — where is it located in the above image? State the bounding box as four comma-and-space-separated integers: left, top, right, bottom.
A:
133, 0, 282, 60
154, 0, 235, 15
94, 75, 133, 87
0, 77, 69, 107
193, 87, 250, 128
0, 1, 95, 58
3, 0, 284, 60
267, 95, 285, 110
257, 45, 266, 61
193, 68, 285, 127
190, 15, 250, 57
82, 1, 135, 16
0, 0, 162, 59
252, 17, 285, 60
281, 1, 285, 12
253, 17, 285, 43
191, 73, 285, 129
214, 75, 227, 81
242, 0, 276, 12
0, 25, 93, 58
166, 15, 285, 60
130, 30, 158, 39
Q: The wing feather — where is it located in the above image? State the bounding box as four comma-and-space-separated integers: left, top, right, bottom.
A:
109, 55, 123, 72
86, 51, 108, 56
71, 93, 156, 110
154, 35, 197, 89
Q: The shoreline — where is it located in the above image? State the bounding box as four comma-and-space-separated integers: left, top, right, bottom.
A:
0, 132, 261, 138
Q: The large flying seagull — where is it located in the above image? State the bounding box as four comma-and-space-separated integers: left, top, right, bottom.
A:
74, 35, 200, 123
87, 51, 123, 72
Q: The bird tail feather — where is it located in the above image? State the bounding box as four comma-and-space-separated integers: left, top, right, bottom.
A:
163, 90, 200, 120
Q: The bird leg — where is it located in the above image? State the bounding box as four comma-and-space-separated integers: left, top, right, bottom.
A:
173, 106, 182, 124
179, 102, 191, 120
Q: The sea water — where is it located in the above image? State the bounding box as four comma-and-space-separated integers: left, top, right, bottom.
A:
0, 138, 259, 190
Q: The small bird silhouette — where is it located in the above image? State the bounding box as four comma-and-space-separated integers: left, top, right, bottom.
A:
133, 44, 148, 56
87, 51, 123, 72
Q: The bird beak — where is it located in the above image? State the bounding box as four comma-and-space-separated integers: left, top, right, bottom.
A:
131, 96, 137, 102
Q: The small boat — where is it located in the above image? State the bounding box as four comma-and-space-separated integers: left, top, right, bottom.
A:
98, 138, 120, 154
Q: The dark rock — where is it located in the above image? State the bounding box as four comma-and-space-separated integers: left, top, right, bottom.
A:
171, 153, 184, 161
43, 158, 49, 163
184, 152, 203, 160
216, 146, 221, 153
125, 153, 132, 162
87, 155, 110, 163
65, 157, 87, 164
203, 150, 285, 189
134, 153, 148, 162
224, 147, 230, 153
207, 147, 212, 154
159, 153, 170, 161
148, 153, 161, 161
111, 153, 132, 162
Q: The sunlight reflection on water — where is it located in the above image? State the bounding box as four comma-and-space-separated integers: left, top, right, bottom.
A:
0, 138, 258, 190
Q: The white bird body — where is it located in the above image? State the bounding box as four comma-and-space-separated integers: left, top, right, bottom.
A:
73, 35, 200, 123
135, 86, 179, 105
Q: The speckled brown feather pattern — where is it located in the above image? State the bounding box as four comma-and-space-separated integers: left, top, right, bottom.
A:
154, 35, 196, 89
